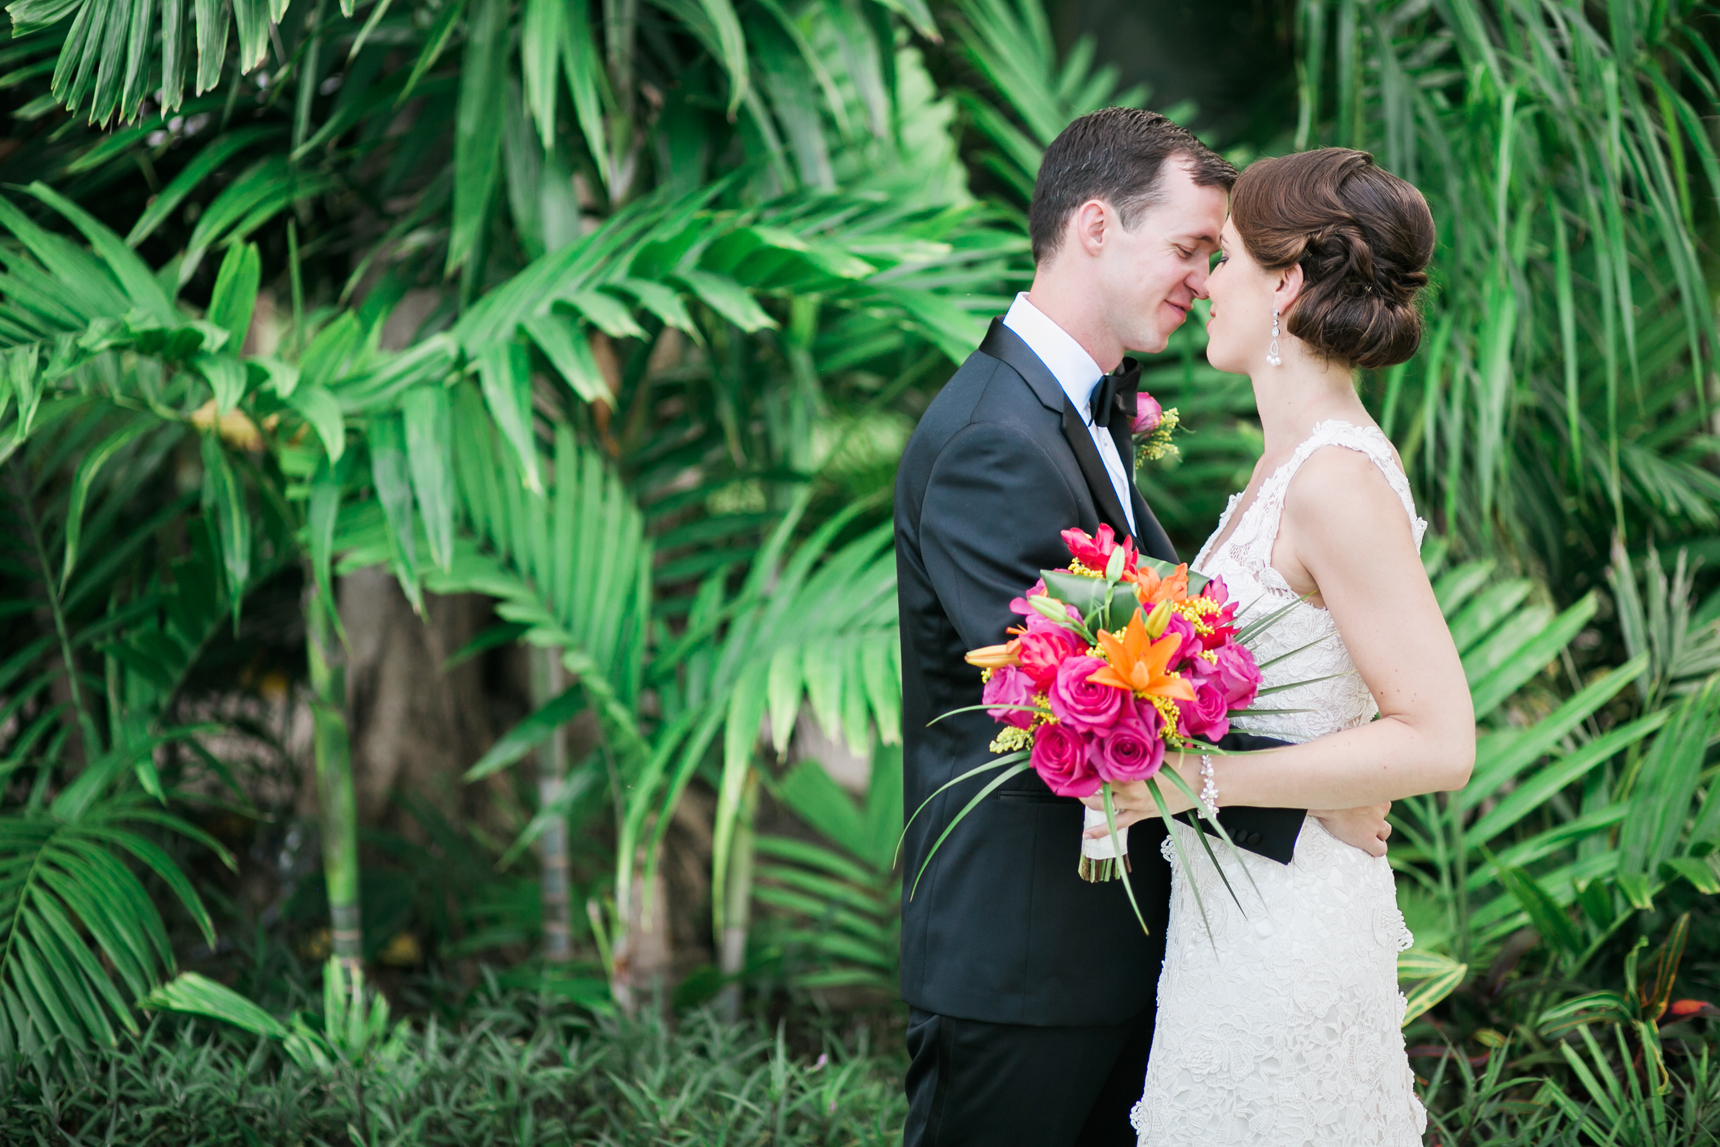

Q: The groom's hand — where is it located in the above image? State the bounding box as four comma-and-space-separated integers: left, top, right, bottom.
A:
1312, 803, 1393, 857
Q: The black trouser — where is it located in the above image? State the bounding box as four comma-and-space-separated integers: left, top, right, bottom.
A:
902, 1005, 1154, 1147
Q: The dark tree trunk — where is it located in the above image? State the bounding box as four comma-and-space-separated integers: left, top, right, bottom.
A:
338, 567, 499, 835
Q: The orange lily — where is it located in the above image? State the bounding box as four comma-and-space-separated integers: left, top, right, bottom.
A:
1132, 562, 1189, 607
965, 640, 1021, 669
1087, 612, 1197, 701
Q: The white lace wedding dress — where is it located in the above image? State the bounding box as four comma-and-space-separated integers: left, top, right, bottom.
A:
1131, 421, 1428, 1146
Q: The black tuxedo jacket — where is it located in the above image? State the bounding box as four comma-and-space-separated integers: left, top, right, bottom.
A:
894, 319, 1305, 1027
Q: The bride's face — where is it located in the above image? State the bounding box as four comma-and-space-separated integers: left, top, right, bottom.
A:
1203, 218, 1278, 375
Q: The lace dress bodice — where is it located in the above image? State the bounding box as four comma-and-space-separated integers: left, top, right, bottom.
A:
1131, 420, 1428, 1146
1193, 420, 1428, 745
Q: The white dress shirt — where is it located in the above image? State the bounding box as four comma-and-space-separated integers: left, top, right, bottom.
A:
1002, 292, 1137, 535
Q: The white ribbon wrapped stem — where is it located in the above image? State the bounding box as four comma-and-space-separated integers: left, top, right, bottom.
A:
1078, 806, 1130, 881
1082, 807, 1127, 859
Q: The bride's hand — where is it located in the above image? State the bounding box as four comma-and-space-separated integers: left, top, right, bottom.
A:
1079, 755, 1198, 837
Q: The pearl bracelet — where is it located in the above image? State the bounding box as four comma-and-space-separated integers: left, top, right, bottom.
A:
1199, 754, 1219, 818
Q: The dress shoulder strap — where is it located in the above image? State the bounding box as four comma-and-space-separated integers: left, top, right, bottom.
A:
1236, 421, 1426, 572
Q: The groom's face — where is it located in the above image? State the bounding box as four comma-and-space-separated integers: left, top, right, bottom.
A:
1098, 159, 1229, 354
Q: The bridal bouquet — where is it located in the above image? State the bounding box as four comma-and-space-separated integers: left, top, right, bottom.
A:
905, 524, 1278, 930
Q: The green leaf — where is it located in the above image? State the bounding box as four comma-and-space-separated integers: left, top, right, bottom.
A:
765, 644, 802, 755
199, 434, 251, 622
911, 759, 1033, 897
232, 0, 271, 72
396, 0, 467, 106
61, 421, 150, 593
196, 354, 248, 414
674, 270, 777, 332
559, 0, 608, 183
286, 384, 345, 462
562, 290, 645, 339
1662, 856, 1720, 895
521, 314, 611, 403
19, 183, 174, 320
141, 972, 288, 1039
125, 129, 282, 247
465, 681, 585, 781
1495, 862, 1583, 958
1397, 948, 1468, 1026
521, 0, 563, 150
770, 761, 872, 863
367, 413, 421, 611
447, 0, 510, 276
207, 242, 260, 353
1620, 684, 1719, 882
476, 342, 541, 492
1468, 593, 1599, 720
612, 279, 697, 333
401, 385, 454, 573
1462, 653, 1651, 814
298, 312, 362, 391
649, 0, 748, 114
307, 454, 343, 611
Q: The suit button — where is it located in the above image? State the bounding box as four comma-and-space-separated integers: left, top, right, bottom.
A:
1245, 832, 1262, 846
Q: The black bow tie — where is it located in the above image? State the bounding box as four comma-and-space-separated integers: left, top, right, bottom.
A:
1089, 359, 1141, 429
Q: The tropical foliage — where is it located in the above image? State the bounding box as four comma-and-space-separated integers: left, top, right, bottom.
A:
0, 0, 1718, 1137
1301, 0, 1720, 582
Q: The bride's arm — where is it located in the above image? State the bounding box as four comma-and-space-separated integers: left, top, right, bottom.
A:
1086, 447, 1472, 826
1193, 447, 1473, 807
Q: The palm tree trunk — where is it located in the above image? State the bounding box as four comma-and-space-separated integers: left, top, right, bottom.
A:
306, 576, 362, 969
716, 768, 758, 1020
532, 646, 572, 962
607, 845, 672, 1013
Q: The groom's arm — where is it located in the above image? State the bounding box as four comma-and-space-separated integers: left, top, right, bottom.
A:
1185, 731, 1306, 864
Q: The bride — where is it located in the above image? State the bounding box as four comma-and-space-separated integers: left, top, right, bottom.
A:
1084, 147, 1475, 1145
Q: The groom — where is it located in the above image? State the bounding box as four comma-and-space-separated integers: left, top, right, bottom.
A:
893, 108, 1390, 1146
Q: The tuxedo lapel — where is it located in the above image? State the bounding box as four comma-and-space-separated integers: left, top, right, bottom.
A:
978, 319, 1064, 411
1058, 400, 1136, 541
1107, 363, 1178, 563
977, 320, 1135, 542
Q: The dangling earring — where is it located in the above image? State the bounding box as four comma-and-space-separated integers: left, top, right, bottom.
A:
1266, 309, 1282, 367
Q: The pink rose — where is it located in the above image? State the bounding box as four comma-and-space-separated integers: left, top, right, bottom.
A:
1093, 694, 1167, 783
1177, 678, 1231, 743
1049, 655, 1124, 733
982, 666, 1037, 729
1161, 612, 1203, 664
1030, 722, 1101, 798
1015, 616, 1084, 690
1132, 392, 1163, 436
1211, 642, 1260, 711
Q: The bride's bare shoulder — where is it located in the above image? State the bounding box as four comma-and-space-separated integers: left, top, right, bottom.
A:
1280, 443, 1414, 547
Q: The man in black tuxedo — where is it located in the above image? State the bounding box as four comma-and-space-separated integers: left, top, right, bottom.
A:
893, 109, 1393, 1146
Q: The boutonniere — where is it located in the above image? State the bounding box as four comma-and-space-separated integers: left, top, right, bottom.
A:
1131, 391, 1181, 467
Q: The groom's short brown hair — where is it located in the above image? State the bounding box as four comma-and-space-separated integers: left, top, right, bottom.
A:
1029, 107, 1237, 264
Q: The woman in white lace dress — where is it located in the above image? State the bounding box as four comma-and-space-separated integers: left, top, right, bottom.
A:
1084, 148, 1475, 1146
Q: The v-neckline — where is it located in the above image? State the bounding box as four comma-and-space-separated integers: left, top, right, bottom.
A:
1197, 419, 1373, 569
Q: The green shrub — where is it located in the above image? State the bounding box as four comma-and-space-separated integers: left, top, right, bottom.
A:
0, 999, 908, 1145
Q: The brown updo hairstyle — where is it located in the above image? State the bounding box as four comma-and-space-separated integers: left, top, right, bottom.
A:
1229, 148, 1435, 370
